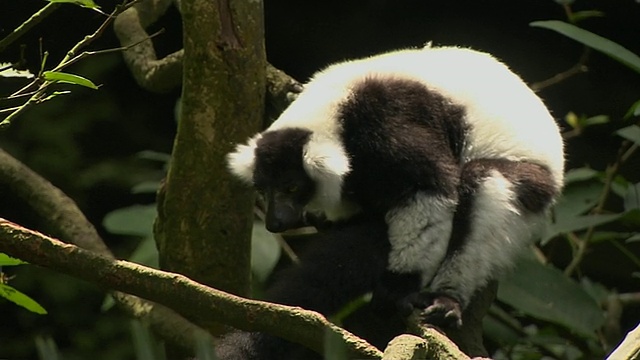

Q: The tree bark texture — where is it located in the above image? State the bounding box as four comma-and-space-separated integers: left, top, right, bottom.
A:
155, 0, 265, 303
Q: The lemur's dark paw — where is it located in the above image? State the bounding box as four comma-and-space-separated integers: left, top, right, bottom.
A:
396, 292, 427, 317
420, 295, 463, 328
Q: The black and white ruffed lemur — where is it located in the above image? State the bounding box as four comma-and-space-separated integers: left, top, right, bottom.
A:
222, 45, 565, 359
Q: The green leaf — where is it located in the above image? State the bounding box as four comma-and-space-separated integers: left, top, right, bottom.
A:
42, 71, 99, 89
131, 181, 161, 194
323, 328, 348, 360
103, 205, 156, 237
130, 320, 159, 360
616, 125, 640, 145
0, 284, 47, 314
0, 253, 28, 266
590, 231, 636, 243
251, 220, 281, 282
623, 183, 640, 211
583, 115, 609, 127
624, 99, 640, 119
563, 167, 599, 185
530, 21, 640, 75
554, 181, 603, 219
550, 213, 622, 235
498, 257, 604, 336
128, 237, 159, 268
627, 233, 640, 243
569, 10, 605, 24
46, 0, 99, 9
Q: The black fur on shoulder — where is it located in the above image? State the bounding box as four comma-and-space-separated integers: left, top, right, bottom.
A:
215, 215, 406, 360
338, 76, 468, 211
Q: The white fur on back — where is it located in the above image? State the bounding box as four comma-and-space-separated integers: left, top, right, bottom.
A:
268, 46, 564, 189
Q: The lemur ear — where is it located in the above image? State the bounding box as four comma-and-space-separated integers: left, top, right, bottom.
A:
226, 135, 260, 183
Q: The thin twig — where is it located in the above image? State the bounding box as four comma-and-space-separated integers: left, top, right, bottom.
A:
59, 28, 166, 70
1, 0, 139, 128
0, 3, 61, 53
564, 141, 637, 276
531, 48, 591, 92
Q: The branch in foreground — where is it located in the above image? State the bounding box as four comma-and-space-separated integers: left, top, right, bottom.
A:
0, 219, 382, 359
606, 321, 640, 360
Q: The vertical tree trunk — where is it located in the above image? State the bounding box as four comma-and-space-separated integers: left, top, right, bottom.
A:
155, 0, 265, 331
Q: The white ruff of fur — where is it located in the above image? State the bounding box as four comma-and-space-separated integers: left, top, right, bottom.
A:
226, 134, 261, 184
386, 193, 457, 285
429, 171, 546, 307
302, 137, 358, 220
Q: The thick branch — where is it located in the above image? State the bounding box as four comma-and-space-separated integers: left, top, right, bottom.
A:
606, 322, 640, 360
113, 0, 183, 93
0, 219, 382, 359
112, 0, 302, 111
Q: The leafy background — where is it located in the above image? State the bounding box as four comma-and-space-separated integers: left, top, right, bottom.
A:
0, 0, 639, 359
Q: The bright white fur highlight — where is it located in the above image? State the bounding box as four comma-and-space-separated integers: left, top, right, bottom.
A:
267, 45, 564, 189
227, 134, 261, 184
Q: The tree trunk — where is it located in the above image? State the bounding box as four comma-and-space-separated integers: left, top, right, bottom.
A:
154, 0, 265, 333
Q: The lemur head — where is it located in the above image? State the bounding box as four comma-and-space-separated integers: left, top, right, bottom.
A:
227, 127, 352, 232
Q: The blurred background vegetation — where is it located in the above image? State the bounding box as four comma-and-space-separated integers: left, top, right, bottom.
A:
0, 0, 639, 359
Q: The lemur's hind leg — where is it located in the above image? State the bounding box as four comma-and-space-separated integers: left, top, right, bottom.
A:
422, 158, 559, 327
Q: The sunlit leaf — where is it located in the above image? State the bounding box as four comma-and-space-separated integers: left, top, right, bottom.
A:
0, 253, 28, 266
42, 71, 99, 89
0, 64, 34, 79
624, 99, 640, 119
0, 284, 47, 314
530, 21, 640, 74
616, 125, 640, 145
499, 257, 604, 336
46, 0, 99, 9
565, 111, 580, 129
103, 205, 156, 237
583, 115, 609, 126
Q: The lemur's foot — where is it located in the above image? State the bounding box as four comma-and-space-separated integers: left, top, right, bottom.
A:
419, 294, 463, 328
